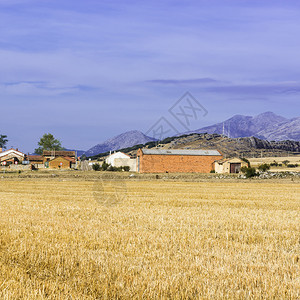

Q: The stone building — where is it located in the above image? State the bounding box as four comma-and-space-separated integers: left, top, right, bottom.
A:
214, 157, 248, 174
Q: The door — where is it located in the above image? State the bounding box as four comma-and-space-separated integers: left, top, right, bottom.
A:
230, 163, 241, 173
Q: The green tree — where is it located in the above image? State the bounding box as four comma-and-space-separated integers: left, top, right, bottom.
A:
35, 133, 63, 155
0, 134, 8, 149
241, 166, 258, 178
258, 163, 270, 172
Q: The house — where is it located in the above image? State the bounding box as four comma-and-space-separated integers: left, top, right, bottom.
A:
43, 150, 76, 169
0, 148, 25, 165
137, 148, 223, 173
28, 155, 44, 169
214, 157, 248, 174
47, 156, 76, 169
106, 151, 137, 171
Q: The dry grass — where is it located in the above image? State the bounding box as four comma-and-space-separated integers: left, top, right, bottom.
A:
249, 155, 300, 172
0, 176, 299, 299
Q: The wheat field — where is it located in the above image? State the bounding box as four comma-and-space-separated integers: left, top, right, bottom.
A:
0, 175, 299, 299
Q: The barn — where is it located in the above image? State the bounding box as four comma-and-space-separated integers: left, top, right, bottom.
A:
215, 157, 248, 174
137, 148, 223, 173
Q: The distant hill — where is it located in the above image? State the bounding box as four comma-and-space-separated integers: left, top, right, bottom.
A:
185, 112, 300, 141
84, 130, 157, 157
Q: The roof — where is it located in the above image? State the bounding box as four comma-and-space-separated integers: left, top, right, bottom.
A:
215, 157, 245, 164
50, 156, 75, 163
108, 152, 131, 158
43, 150, 75, 157
0, 148, 25, 158
28, 155, 43, 161
140, 149, 222, 156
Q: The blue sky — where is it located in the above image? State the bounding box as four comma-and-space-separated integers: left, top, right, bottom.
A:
0, 0, 300, 152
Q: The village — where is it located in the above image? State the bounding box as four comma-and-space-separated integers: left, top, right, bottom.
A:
2, 144, 300, 176
0, 146, 253, 174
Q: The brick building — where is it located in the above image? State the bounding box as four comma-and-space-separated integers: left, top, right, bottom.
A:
47, 156, 76, 169
137, 149, 223, 173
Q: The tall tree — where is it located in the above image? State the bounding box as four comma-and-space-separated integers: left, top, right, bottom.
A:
0, 134, 8, 149
35, 133, 63, 155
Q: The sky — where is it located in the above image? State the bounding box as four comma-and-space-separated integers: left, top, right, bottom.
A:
0, 0, 300, 152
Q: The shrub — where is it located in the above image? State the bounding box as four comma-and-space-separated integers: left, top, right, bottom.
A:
270, 161, 278, 167
282, 160, 290, 166
258, 164, 270, 172
92, 163, 101, 171
287, 164, 298, 168
241, 166, 258, 178
122, 166, 130, 172
101, 162, 109, 171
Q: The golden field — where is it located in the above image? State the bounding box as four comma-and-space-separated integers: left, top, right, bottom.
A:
0, 174, 299, 299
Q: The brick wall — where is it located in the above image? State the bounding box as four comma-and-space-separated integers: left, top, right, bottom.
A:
138, 152, 223, 173
49, 157, 71, 169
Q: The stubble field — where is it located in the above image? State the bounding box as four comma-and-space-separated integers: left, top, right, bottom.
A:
0, 174, 299, 299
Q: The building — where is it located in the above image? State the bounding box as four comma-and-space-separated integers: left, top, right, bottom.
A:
47, 156, 76, 169
28, 155, 44, 169
0, 148, 25, 165
43, 150, 76, 169
214, 157, 248, 174
106, 152, 131, 166
106, 151, 137, 171
137, 148, 223, 173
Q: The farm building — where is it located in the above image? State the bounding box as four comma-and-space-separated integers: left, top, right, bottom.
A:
215, 157, 248, 174
0, 148, 25, 165
106, 151, 137, 171
46, 156, 76, 169
43, 150, 76, 160
137, 148, 223, 173
28, 155, 44, 169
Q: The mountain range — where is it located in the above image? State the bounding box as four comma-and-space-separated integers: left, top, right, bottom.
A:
84, 130, 156, 157
187, 112, 300, 141
83, 112, 300, 157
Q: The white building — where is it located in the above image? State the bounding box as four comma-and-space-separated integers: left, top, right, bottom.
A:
106, 151, 136, 171
0, 148, 25, 165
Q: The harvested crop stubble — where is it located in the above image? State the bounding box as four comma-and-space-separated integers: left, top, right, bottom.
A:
0, 178, 299, 299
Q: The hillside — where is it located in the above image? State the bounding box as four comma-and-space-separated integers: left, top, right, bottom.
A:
90, 133, 300, 159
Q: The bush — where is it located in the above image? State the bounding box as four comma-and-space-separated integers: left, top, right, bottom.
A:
258, 163, 270, 172
241, 166, 258, 178
287, 164, 299, 168
101, 162, 109, 171
270, 161, 278, 167
122, 166, 130, 172
282, 160, 290, 166
92, 163, 101, 171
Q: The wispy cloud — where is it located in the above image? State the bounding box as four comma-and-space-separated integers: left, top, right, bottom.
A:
147, 78, 220, 85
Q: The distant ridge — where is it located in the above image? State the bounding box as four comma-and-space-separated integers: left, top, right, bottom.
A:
184, 112, 300, 141
84, 130, 156, 157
